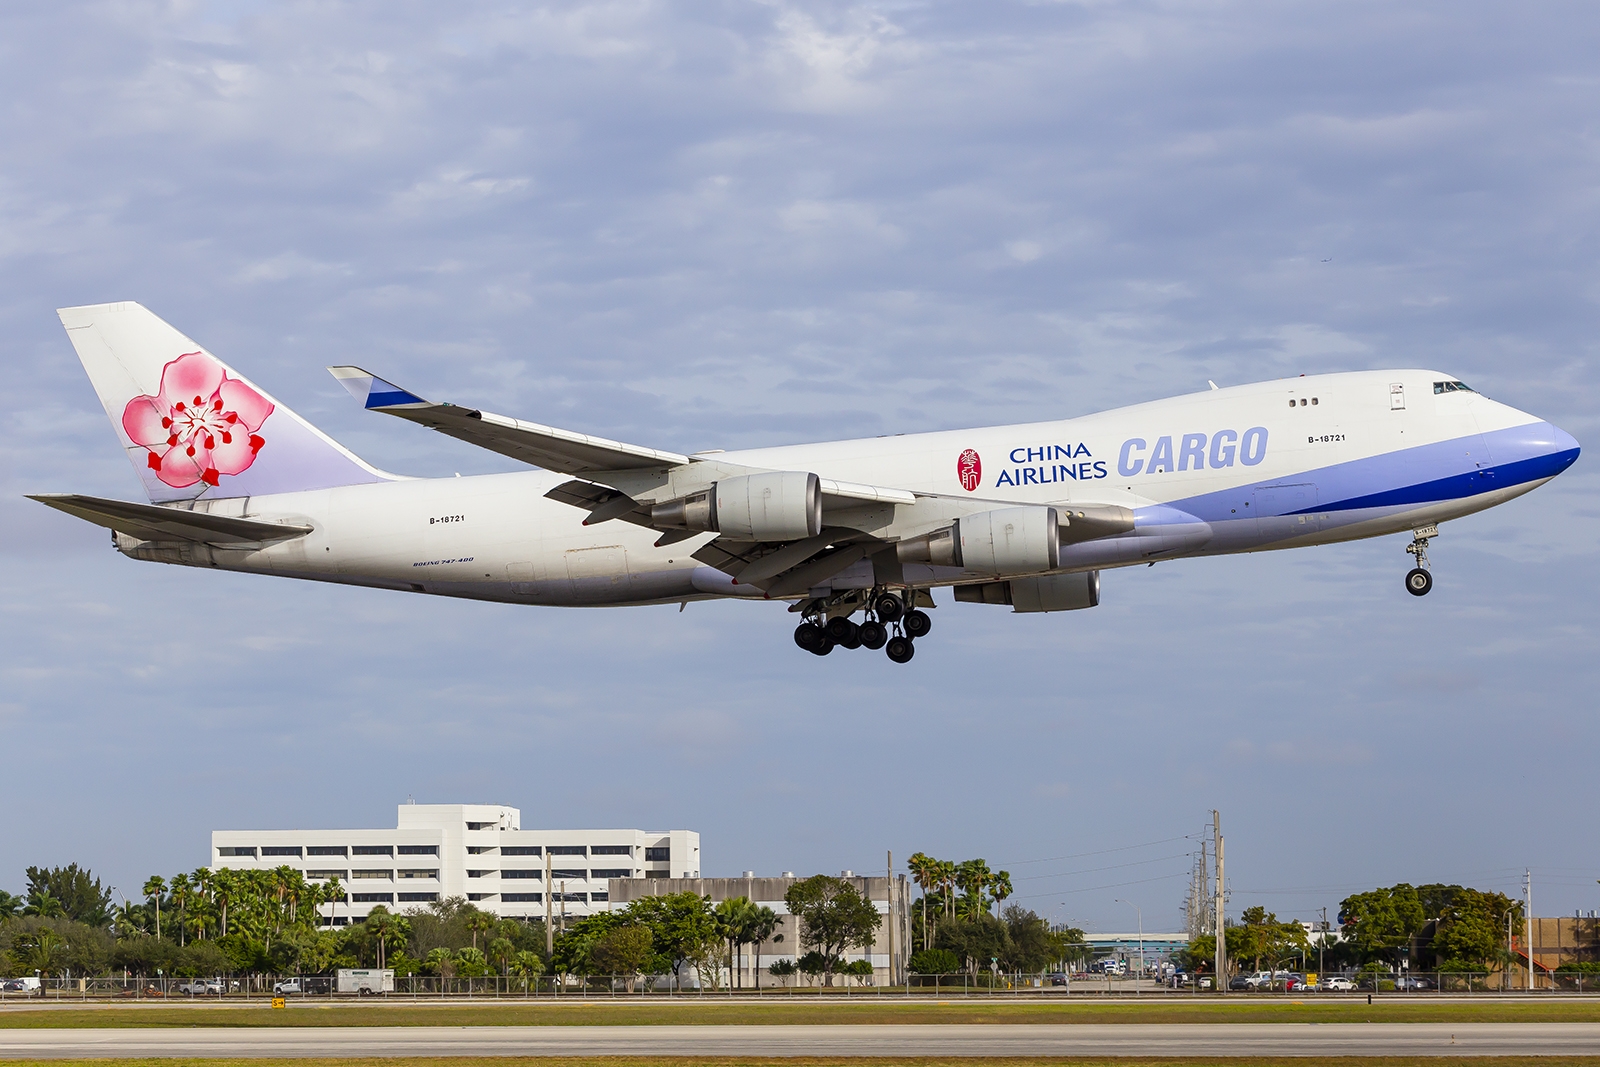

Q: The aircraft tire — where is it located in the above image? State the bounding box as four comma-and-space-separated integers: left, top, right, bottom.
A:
885, 636, 915, 664
812, 635, 836, 656
904, 609, 932, 637
1405, 568, 1433, 597
858, 621, 888, 650
873, 592, 905, 622
825, 616, 858, 644
794, 622, 826, 652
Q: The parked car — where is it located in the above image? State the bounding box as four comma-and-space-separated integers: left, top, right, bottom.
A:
177, 979, 224, 996
1394, 975, 1433, 991
273, 979, 303, 995
1320, 976, 1355, 991
1228, 976, 1252, 990
1046, 973, 1069, 986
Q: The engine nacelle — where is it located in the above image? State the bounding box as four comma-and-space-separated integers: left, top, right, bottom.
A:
898, 506, 1060, 574
651, 471, 822, 541
955, 571, 1100, 613
953, 506, 1060, 575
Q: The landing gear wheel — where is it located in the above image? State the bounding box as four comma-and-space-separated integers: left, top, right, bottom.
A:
794, 622, 826, 653
903, 609, 932, 638
858, 621, 888, 650
1405, 568, 1433, 596
811, 635, 836, 656
885, 635, 915, 664
824, 616, 859, 645
873, 592, 905, 623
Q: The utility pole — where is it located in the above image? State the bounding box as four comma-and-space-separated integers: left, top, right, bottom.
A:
545, 852, 553, 956
1318, 907, 1327, 979
887, 850, 896, 986
1214, 810, 1226, 991
1525, 869, 1533, 992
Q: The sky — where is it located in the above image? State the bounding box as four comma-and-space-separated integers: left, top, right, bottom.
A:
2, 0, 1597, 933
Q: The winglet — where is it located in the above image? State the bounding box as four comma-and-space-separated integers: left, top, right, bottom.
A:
328, 366, 430, 409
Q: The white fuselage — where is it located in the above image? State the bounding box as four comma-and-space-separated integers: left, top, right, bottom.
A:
117, 370, 1578, 606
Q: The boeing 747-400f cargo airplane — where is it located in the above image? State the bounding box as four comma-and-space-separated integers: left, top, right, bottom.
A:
32, 302, 1581, 663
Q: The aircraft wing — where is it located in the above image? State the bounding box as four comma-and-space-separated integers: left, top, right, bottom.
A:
29, 494, 312, 544
328, 367, 690, 475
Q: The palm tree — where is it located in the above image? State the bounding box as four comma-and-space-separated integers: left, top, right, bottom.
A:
748, 906, 779, 990
13, 930, 65, 996
365, 907, 398, 969
0, 891, 21, 919
114, 899, 147, 936
169, 874, 192, 946
907, 853, 939, 950
990, 871, 1013, 918
466, 910, 495, 952
23, 889, 64, 919
143, 876, 166, 940
955, 859, 992, 922
937, 860, 958, 920
714, 896, 760, 989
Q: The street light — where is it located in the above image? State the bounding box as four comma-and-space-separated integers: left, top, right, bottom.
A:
1115, 899, 1144, 992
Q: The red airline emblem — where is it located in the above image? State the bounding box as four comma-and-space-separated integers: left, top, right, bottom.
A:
957, 448, 982, 491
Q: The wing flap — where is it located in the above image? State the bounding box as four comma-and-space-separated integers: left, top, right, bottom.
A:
29, 494, 312, 544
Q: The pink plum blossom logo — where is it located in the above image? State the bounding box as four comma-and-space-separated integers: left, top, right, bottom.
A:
121, 352, 274, 489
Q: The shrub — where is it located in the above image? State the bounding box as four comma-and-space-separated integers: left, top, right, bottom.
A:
910, 948, 960, 974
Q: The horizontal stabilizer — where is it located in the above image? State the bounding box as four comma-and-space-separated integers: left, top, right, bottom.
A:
329, 366, 689, 475
29, 493, 312, 545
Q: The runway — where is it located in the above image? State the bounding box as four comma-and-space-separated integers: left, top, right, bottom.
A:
3, 1023, 1600, 1058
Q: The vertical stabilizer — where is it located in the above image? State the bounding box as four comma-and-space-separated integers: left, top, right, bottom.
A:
58, 302, 393, 502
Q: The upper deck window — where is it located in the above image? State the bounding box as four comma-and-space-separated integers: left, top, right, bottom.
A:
1433, 381, 1474, 394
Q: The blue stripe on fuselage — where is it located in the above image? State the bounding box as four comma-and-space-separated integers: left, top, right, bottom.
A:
1164, 421, 1579, 522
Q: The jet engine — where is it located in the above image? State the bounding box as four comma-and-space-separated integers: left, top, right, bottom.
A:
896, 506, 1059, 575
955, 571, 1101, 613
651, 471, 822, 541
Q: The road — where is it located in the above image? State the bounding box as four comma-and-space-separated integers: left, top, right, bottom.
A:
3, 1023, 1600, 1058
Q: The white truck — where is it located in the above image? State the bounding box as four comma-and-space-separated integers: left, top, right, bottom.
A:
335, 969, 394, 995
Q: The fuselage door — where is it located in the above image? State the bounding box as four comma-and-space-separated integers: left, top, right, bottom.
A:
565, 545, 629, 602
1253, 483, 1321, 542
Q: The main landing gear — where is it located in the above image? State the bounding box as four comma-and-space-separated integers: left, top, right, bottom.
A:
792, 588, 931, 665
1404, 524, 1437, 597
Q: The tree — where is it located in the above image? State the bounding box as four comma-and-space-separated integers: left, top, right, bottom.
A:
11, 929, 66, 994
989, 871, 1013, 918
22, 889, 65, 920
590, 925, 654, 991
455, 946, 490, 977
747, 906, 779, 990
955, 860, 993, 922
910, 948, 960, 974
24, 865, 111, 926
623, 892, 717, 989
783, 876, 881, 986
1233, 906, 1309, 976
142, 876, 166, 940
1000, 905, 1061, 973
363, 907, 406, 969
113, 900, 147, 937
907, 853, 940, 950
1433, 888, 1518, 970
714, 896, 760, 989
1339, 884, 1427, 963
466, 910, 495, 952
0, 891, 21, 920
487, 937, 516, 975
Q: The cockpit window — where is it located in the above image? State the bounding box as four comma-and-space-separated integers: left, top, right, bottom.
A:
1433, 381, 1474, 394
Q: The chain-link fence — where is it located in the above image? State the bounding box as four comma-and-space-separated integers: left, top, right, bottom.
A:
3, 969, 1597, 1000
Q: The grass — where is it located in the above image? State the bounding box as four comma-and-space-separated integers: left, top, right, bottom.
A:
7, 1059, 1600, 1067
4, 999, 1600, 1028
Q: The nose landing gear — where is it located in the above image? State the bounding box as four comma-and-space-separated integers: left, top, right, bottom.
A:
1404, 524, 1437, 597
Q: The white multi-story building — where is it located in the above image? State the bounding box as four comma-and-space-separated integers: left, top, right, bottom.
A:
211, 803, 699, 924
